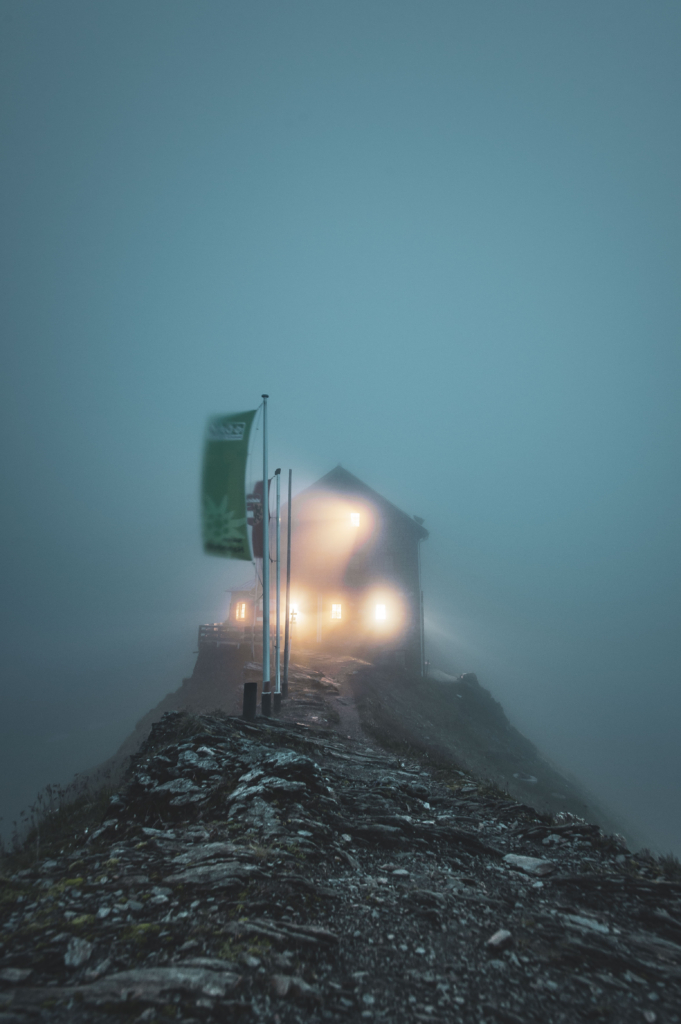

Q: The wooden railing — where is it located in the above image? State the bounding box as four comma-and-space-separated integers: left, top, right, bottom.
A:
197, 623, 245, 648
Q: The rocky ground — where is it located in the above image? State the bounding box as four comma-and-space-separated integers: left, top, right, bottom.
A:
2, 666, 680, 1023
344, 662, 627, 833
80, 650, 630, 841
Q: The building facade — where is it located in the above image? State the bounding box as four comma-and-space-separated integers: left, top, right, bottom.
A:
286, 466, 428, 673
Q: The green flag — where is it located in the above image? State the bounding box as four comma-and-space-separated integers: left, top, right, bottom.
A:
201, 410, 256, 560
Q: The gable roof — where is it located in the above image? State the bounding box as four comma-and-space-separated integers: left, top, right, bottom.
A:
302, 465, 429, 540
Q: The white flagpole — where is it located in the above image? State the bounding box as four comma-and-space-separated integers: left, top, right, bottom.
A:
261, 395, 271, 716
274, 468, 282, 709
282, 469, 292, 699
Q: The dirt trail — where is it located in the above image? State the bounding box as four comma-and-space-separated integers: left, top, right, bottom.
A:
275, 654, 368, 743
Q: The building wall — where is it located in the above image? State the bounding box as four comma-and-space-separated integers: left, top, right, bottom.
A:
287, 477, 425, 671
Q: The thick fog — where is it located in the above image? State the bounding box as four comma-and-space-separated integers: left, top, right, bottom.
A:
1, 1, 680, 854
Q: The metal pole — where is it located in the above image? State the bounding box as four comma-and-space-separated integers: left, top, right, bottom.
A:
273, 468, 282, 712
282, 469, 292, 699
417, 589, 421, 675
251, 575, 257, 660
417, 536, 425, 677
261, 395, 271, 716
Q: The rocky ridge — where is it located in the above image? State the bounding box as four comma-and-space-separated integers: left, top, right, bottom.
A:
1, 691, 681, 1023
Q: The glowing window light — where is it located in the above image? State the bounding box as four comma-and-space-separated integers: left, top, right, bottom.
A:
235, 602, 247, 621
331, 604, 342, 620
375, 603, 387, 621
290, 603, 299, 622
350, 512, 360, 527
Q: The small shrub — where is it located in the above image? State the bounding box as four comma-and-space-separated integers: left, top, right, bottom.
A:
659, 852, 681, 880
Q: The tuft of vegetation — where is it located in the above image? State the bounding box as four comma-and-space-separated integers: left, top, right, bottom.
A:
121, 923, 160, 944
217, 936, 271, 961
658, 852, 681, 881
247, 844, 274, 862
71, 914, 95, 927
1, 777, 116, 875
359, 717, 463, 770
1, 710, 217, 875
475, 779, 514, 801
48, 876, 84, 896
137, 710, 204, 758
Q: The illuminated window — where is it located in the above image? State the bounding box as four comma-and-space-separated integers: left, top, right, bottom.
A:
331, 604, 342, 620
375, 603, 386, 621
235, 602, 247, 621
350, 512, 360, 527
290, 603, 299, 622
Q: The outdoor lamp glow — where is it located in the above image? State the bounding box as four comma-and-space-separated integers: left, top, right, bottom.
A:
331, 604, 342, 619
375, 603, 386, 621
350, 512, 360, 527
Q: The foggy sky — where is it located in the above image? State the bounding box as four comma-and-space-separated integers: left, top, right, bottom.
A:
1, 1, 680, 852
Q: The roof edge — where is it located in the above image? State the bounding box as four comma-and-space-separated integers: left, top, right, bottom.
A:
298, 465, 429, 539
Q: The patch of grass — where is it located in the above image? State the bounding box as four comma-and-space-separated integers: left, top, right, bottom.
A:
217, 936, 271, 960
283, 841, 306, 862
359, 717, 467, 774
1, 780, 116, 873
48, 877, 84, 896
658, 852, 681, 881
122, 922, 160, 944
247, 844, 273, 862
476, 780, 514, 801
217, 938, 242, 959
71, 914, 95, 927
0, 884, 31, 906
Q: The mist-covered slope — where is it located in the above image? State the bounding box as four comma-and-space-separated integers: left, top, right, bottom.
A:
348, 664, 634, 844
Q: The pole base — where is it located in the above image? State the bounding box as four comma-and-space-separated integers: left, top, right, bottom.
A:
261, 691, 272, 717
242, 682, 258, 721
273, 692, 282, 714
